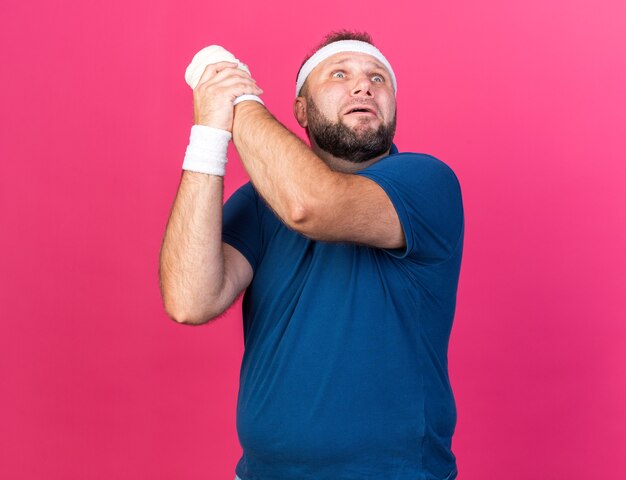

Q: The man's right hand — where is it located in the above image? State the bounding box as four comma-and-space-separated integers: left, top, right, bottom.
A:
193, 61, 263, 133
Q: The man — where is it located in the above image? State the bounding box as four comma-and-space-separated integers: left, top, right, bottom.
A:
159, 30, 464, 480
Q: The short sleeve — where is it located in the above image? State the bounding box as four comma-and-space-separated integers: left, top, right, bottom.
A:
356, 153, 464, 264
222, 182, 262, 272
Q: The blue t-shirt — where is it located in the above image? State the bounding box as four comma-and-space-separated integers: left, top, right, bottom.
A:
222, 144, 464, 480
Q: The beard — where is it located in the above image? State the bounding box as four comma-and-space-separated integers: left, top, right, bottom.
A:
305, 95, 397, 163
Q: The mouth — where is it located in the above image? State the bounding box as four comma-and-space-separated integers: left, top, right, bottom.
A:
343, 105, 378, 117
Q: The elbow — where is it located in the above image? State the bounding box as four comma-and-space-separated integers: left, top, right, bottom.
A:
287, 204, 312, 237
162, 298, 217, 326
289, 202, 309, 226
167, 310, 205, 325
286, 171, 339, 237
159, 275, 223, 325
287, 194, 321, 234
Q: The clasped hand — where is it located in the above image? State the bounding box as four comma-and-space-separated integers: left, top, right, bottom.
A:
193, 61, 263, 132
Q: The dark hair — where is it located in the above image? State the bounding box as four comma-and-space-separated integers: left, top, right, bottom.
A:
296, 30, 375, 96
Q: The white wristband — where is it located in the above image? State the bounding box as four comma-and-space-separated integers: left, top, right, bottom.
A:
233, 94, 264, 106
182, 125, 232, 176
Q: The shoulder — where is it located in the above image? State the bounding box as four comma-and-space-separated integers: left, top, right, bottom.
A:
224, 181, 278, 228
228, 180, 257, 199
358, 150, 462, 194
355, 149, 464, 263
381, 150, 458, 174
225, 181, 266, 210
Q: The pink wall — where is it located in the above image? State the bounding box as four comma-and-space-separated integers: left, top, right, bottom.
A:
2, 0, 624, 478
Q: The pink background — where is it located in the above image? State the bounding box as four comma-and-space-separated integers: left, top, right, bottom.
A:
1, 0, 625, 478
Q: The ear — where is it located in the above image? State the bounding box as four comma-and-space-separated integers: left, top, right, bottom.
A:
293, 97, 308, 128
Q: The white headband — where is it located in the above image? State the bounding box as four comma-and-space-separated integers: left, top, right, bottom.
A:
295, 40, 397, 97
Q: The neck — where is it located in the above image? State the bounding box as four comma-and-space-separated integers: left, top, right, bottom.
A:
311, 144, 391, 173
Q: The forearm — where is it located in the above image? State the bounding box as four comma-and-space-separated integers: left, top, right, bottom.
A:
232, 101, 335, 226
159, 171, 225, 324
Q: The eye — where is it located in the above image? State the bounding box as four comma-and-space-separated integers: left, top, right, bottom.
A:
332, 71, 346, 78
372, 74, 385, 83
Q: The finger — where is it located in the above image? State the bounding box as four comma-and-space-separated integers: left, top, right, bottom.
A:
209, 76, 261, 95
205, 66, 255, 87
193, 77, 261, 109
196, 61, 239, 87
197, 65, 254, 91
207, 80, 263, 102
205, 70, 257, 90
227, 82, 264, 100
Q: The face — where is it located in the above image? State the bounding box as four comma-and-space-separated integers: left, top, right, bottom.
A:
296, 52, 397, 163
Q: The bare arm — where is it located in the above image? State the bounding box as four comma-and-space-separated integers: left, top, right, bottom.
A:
159, 172, 253, 324
158, 62, 262, 324
232, 101, 404, 249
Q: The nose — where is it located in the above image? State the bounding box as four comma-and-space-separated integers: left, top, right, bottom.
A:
351, 73, 374, 97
